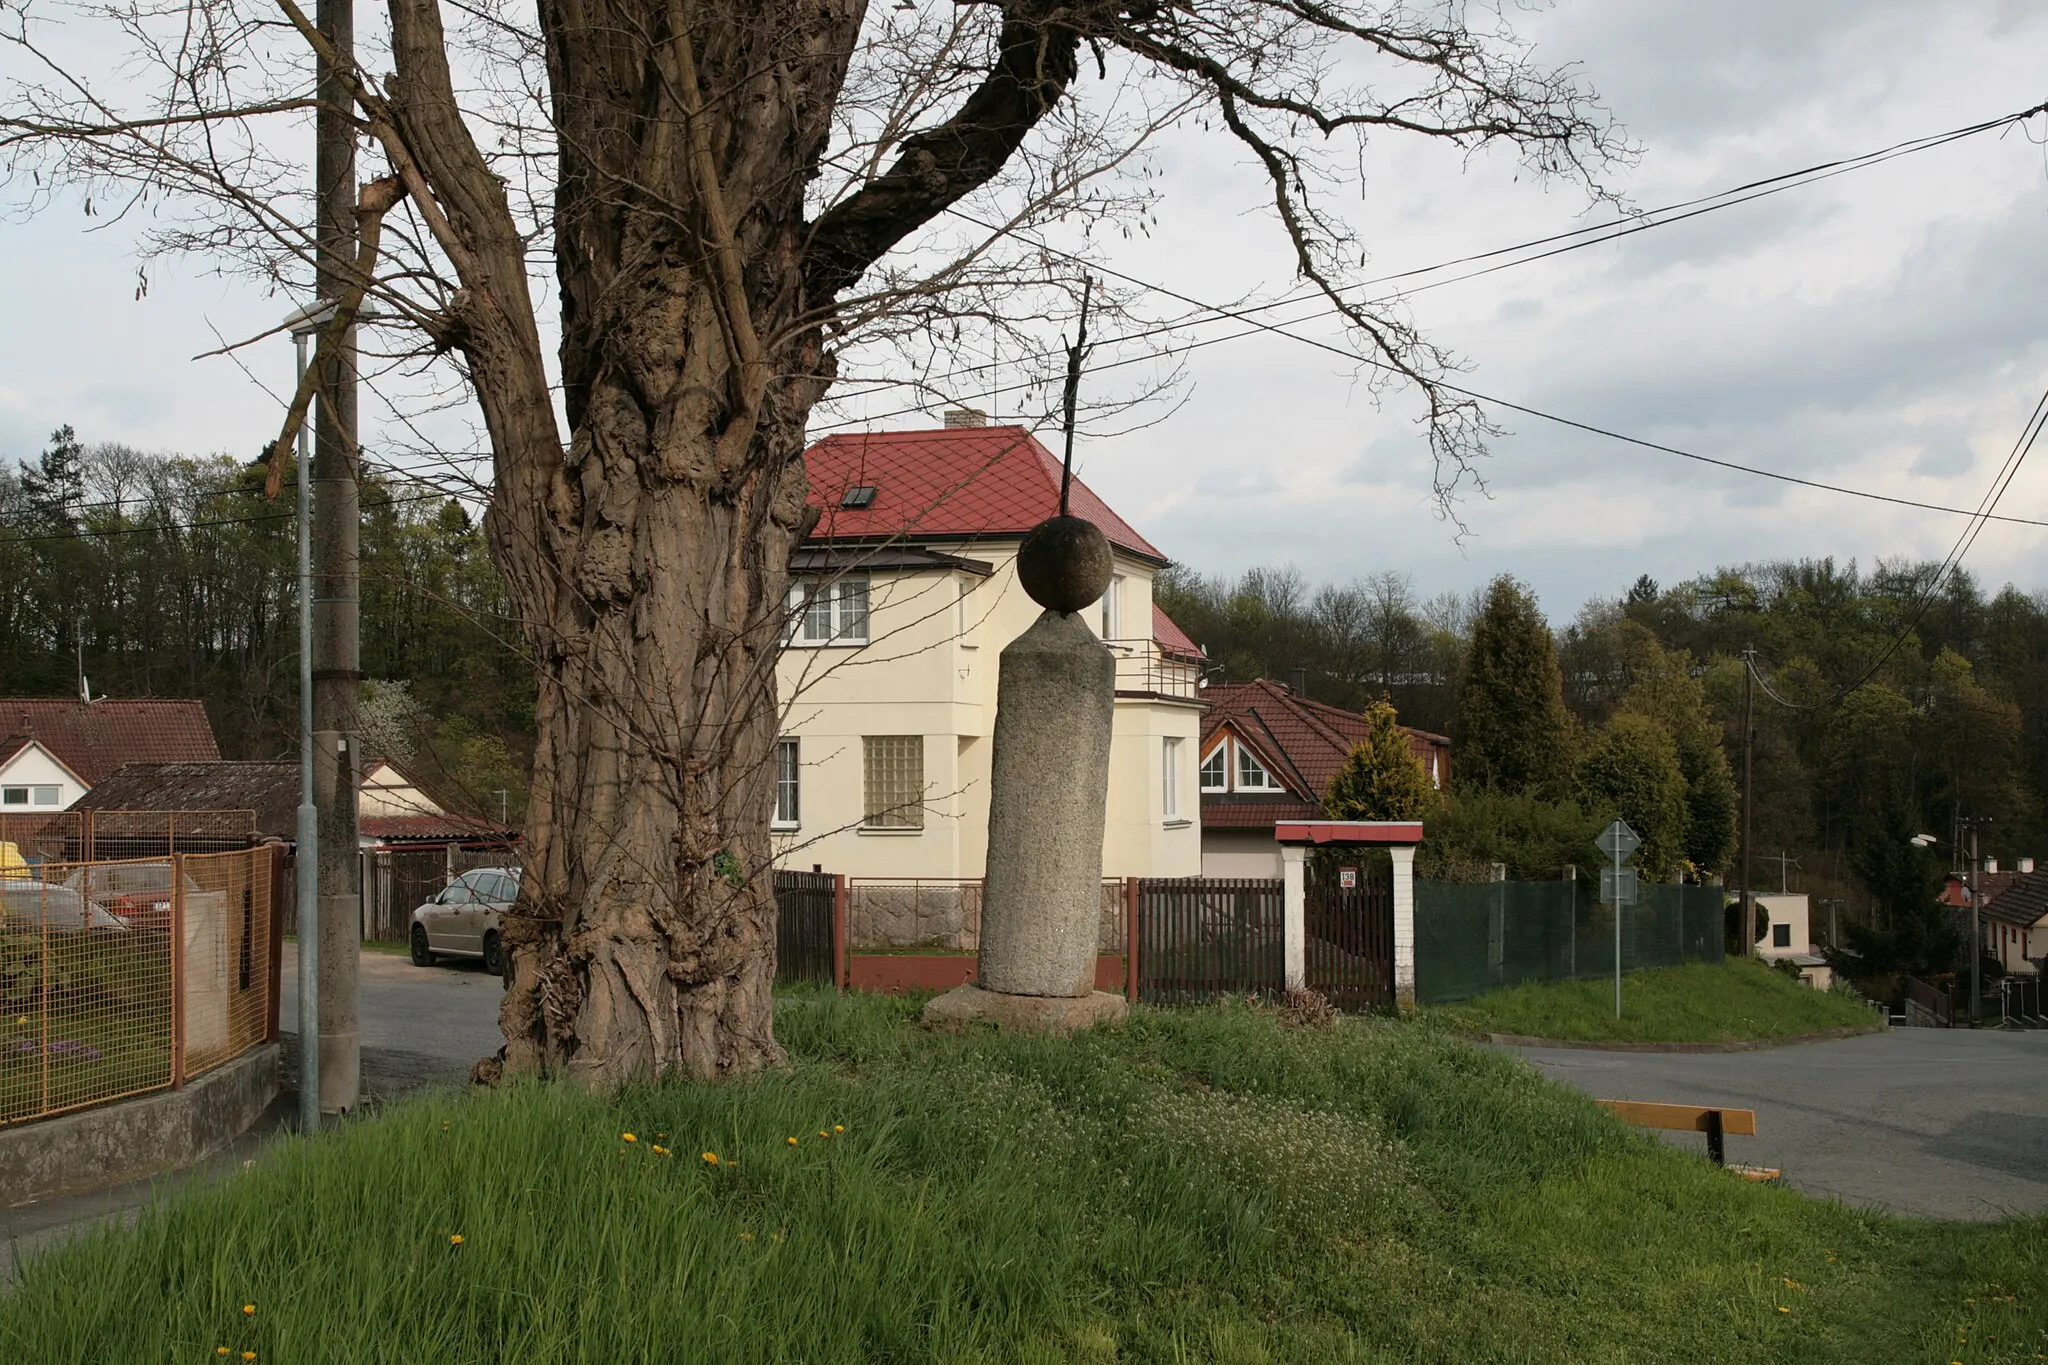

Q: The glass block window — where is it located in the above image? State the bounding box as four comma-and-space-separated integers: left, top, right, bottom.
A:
862, 736, 924, 830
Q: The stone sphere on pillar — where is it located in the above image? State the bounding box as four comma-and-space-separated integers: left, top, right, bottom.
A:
1016, 515, 1113, 615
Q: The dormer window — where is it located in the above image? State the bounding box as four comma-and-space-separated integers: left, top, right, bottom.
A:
1199, 745, 1226, 792
1236, 745, 1280, 791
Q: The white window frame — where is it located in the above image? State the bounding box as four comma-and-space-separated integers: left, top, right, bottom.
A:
1235, 743, 1282, 792
1162, 737, 1183, 822
1100, 573, 1125, 639
1198, 743, 1227, 793
0, 787, 25, 806
772, 737, 800, 829
31, 785, 58, 805
787, 574, 870, 646
957, 575, 979, 647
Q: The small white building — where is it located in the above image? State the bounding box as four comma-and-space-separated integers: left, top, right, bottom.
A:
0, 697, 220, 813
771, 419, 1206, 882
1754, 892, 1831, 989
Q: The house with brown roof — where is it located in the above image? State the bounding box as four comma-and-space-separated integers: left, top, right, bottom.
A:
74, 758, 516, 847
773, 415, 1206, 880
1197, 679, 1449, 878
0, 697, 220, 812
1939, 858, 2047, 976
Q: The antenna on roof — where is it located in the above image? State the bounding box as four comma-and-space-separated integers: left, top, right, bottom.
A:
1058, 275, 1092, 517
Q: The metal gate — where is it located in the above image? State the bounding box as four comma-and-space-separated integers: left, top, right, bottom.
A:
1136, 877, 1285, 1005
773, 870, 838, 986
1305, 854, 1393, 1012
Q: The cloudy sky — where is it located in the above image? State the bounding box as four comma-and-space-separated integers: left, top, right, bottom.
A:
2, 0, 2045, 623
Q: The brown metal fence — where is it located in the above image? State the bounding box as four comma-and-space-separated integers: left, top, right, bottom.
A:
0, 844, 280, 1127
0, 810, 258, 866
1135, 877, 1286, 1005
361, 842, 523, 943
773, 871, 838, 986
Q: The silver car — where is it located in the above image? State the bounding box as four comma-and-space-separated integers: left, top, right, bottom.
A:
409, 867, 519, 974
0, 879, 128, 932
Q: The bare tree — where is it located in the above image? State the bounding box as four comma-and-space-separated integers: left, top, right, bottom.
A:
3, 0, 1624, 1084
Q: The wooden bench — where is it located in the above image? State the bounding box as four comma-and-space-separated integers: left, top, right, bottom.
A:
1596, 1100, 1765, 1172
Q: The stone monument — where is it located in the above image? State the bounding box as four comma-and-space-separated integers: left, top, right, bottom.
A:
922, 514, 1131, 1033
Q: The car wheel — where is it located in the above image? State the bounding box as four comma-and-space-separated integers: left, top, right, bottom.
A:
410, 923, 435, 968
482, 929, 503, 977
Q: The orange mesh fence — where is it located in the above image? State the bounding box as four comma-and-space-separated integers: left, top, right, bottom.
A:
0, 845, 278, 1127
0, 810, 256, 868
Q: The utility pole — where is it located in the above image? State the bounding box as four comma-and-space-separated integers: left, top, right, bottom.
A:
1963, 818, 1988, 1024
313, 0, 361, 1113
1739, 645, 1756, 956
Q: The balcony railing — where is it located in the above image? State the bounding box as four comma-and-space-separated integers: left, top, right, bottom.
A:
1104, 638, 1202, 701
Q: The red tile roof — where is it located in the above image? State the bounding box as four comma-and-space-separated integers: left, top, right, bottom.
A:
1152, 604, 1203, 661
802, 426, 1165, 562
1202, 798, 1322, 828
1198, 680, 1448, 825
0, 699, 219, 787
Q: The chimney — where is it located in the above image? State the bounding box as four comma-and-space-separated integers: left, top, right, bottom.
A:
1289, 667, 1308, 697
943, 407, 987, 429
1985, 856, 1999, 875
2020, 857, 2036, 875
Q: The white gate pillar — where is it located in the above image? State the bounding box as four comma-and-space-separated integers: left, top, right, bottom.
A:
1389, 843, 1417, 1008
1281, 844, 1307, 990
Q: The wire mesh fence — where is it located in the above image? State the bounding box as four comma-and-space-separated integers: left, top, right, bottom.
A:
0, 810, 258, 867
0, 845, 278, 1126
1413, 879, 1724, 1006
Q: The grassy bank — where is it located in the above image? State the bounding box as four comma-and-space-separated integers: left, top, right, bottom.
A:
1427, 959, 1882, 1046
4, 992, 2034, 1362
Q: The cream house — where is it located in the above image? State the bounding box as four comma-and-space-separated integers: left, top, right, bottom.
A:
771, 417, 1204, 881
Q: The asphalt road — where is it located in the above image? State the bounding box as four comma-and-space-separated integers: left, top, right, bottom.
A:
277, 944, 506, 1100
1511, 1027, 2048, 1220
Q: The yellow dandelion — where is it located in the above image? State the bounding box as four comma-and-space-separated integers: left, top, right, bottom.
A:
1776, 1306, 1789, 1314
622, 1133, 637, 1144
702, 1152, 719, 1165
739, 1232, 754, 1241
833, 1124, 844, 1134
216, 1350, 230, 1358
242, 1304, 255, 1316
243, 1355, 257, 1362
652, 1144, 670, 1156
786, 1136, 798, 1147
450, 1234, 464, 1245
818, 1130, 828, 1138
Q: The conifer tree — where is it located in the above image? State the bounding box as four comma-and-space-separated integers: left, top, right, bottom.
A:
1324, 700, 1438, 821
1453, 575, 1575, 797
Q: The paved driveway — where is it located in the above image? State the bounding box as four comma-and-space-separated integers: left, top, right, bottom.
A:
1512, 1028, 2048, 1220
278, 946, 506, 1101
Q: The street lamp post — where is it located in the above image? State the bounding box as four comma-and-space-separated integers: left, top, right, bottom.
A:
282, 299, 335, 1133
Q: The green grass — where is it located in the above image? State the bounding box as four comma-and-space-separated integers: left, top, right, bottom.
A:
1426, 959, 1883, 1046
4, 991, 2039, 1363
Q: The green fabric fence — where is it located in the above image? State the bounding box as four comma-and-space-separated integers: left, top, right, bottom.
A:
1414, 880, 1724, 1006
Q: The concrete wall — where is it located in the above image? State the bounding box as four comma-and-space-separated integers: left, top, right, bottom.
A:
772, 543, 1201, 881
0, 1043, 278, 1208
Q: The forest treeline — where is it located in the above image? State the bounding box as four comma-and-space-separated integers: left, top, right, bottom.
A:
0, 427, 533, 819
1158, 556, 2043, 959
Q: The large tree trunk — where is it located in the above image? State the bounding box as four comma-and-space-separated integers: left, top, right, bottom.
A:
481, 0, 851, 1084
376, 0, 1075, 1084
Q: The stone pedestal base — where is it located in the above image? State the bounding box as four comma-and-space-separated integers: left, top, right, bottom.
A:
920, 983, 1129, 1034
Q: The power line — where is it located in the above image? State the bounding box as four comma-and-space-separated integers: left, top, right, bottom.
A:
821, 98, 2048, 412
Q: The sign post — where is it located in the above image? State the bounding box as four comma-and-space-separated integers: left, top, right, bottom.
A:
1595, 820, 1641, 1020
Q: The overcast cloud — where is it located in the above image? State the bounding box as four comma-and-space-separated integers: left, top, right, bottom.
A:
1, 0, 2044, 623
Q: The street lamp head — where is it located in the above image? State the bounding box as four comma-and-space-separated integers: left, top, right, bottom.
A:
1909, 834, 1937, 848
280, 299, 340, 337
